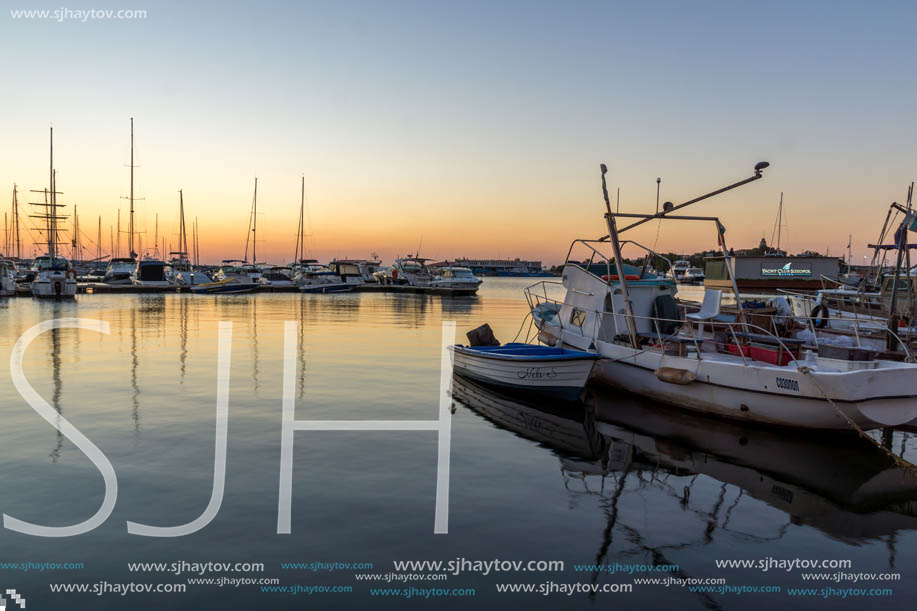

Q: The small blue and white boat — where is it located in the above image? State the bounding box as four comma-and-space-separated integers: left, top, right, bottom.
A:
450, 343, 600, 400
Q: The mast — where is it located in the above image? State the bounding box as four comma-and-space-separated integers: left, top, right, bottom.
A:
50, 127, 55, 258
600, 164, 639, 348
295, 175, 305, 262
178, 189, 190, 263
97, 216, 102, 261
12, 184, 21, 258
117, 209, 121, 258
154, 212, 159, 258
243, 177, 258, 263
129, 118, 135, 259
253, 177, 258, 263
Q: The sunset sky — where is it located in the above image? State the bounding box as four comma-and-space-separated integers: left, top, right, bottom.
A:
1, 0, 915, 266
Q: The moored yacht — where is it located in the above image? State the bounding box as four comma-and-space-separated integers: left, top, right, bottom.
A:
0, 260, 16, 296
103, 258, 136, 284
190, 260, 258, 294
667, 259, 691, 281
131, 257, 172, 287
431, 266, 482, 291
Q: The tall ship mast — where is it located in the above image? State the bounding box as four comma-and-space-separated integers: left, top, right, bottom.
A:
28, 127, 76, 298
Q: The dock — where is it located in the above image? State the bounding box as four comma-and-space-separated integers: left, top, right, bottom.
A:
9, 283, 479, 297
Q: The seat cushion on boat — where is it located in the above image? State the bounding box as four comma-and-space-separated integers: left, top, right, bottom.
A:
652, 294, 681, 335
467, 323, 500, 347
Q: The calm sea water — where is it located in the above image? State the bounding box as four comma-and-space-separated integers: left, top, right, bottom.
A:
0, 278, 915, 610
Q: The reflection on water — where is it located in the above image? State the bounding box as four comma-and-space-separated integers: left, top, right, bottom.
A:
453, 374, 917, 579
0, 279, 915, 610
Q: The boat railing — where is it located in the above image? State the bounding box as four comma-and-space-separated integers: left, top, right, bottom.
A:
525, 291, 914, 363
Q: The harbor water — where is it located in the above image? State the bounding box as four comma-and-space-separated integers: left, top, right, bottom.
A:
0, 278, 915, 609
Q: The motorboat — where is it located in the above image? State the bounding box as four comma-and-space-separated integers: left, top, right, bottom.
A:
0, 260, 17, 296
259, 266, 295, 287
451, 342, 599, 400
526, 162, 917, 430
103, 258, 136, 284
375, 256, 433, 286
682, 266, 705, 284
297, 262, 355, 293
190, 261, 258, 294
131, 258, 172, 288
667, 259, 691, 281
330, 258, 383, 283
327, 261, 365, 288
431, 266, 483, 291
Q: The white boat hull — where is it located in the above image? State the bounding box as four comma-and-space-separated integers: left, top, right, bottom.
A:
539, 324, 917, 430
31, 273, 76, 298
451, 346, 596, 400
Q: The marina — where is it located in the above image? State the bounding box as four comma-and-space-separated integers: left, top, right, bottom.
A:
4, 3, 917, 608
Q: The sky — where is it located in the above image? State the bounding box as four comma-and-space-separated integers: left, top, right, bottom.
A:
0, 0, 915, 266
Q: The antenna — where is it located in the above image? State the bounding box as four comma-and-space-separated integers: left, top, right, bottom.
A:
655, 177, 661, 214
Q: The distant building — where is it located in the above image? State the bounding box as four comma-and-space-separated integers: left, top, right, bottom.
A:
446, 258, 551, 277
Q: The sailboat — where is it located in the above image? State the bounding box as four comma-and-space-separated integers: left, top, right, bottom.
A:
241, 177, 263, 283
30, 127, 77, 298
167, 190, 208, 286
105, 118, 141, 285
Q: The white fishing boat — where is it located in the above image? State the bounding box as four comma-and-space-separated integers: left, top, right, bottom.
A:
431, 266, 483, 291
30, 127, 77, 299
451, 342, 598, 400
526, 162, 917, 430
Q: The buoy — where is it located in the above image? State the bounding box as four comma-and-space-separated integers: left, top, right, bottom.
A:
655, 367, 696, 385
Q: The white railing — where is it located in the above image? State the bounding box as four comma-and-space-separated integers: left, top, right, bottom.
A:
523, 285, 914, 363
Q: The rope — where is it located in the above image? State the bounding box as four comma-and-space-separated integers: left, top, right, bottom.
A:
797, 365, 917, 476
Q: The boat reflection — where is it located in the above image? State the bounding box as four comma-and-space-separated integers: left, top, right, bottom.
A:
452, 374, 917, 546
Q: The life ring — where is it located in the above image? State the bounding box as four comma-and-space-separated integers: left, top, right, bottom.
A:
811, 304, 829, 329
392, 268, 398, 280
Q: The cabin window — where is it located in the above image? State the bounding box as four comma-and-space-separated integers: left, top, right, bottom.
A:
570, 308, 586, 328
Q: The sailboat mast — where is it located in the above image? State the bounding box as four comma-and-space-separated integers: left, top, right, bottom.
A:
129, 117, 135, 259
12, 183, 20, 258
299, 176, 305, 262
252, 177, 258, 264
49, 127, 55, 259
179, 189, 189, 261
98, 215, 102, 261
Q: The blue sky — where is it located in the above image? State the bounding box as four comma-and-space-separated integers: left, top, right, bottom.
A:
1, 1, 915, 263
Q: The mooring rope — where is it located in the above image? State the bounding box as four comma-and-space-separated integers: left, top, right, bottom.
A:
797, 365, 917, 476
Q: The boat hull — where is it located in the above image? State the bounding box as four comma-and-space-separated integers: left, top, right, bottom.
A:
31, 275, 76, 299
537, 321, 917, 430
299, 284, 355, 294
451, 345, 597, 401
190, 281, 258, 294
